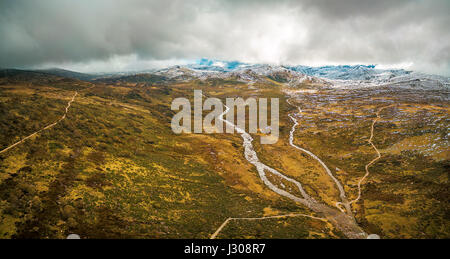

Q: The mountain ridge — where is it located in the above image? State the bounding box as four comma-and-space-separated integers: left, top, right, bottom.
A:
3, 59, 449, 89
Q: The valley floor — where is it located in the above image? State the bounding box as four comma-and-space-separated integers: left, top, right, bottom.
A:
0, 74, 448, 238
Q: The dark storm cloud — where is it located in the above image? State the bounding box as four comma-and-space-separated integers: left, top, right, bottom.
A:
0, 0, 449, 75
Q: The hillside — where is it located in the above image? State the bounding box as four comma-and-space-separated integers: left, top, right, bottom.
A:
0, 66, 448, 239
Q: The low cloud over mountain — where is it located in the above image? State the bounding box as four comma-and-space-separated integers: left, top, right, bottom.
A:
1, 0, 449, 75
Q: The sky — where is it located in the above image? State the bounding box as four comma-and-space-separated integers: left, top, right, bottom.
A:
0, 0, 449, 75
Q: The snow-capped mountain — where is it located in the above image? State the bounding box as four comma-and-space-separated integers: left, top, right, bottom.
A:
187, 58, 251, 72
286, 64, 450, 89
100, 59, 449, 90
153, 59, 327, 86
287, 65, 407, 80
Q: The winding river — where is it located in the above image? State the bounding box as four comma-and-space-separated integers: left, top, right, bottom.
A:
218, 96, 367, 239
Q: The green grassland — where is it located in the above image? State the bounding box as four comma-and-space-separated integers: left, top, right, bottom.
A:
0, 72, 448, 238
285, 87, 449, 238
0, 75, 337, 238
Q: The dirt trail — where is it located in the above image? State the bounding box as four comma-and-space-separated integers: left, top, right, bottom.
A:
0, 91, 78, 154
349, 104, 394, 205
211, 213, 327, 239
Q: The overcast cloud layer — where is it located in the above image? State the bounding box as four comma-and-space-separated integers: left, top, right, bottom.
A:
0, 0, 449, 75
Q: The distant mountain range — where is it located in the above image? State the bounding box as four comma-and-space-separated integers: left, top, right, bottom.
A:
2, 59, 449, 90
185, 59, 410, 80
